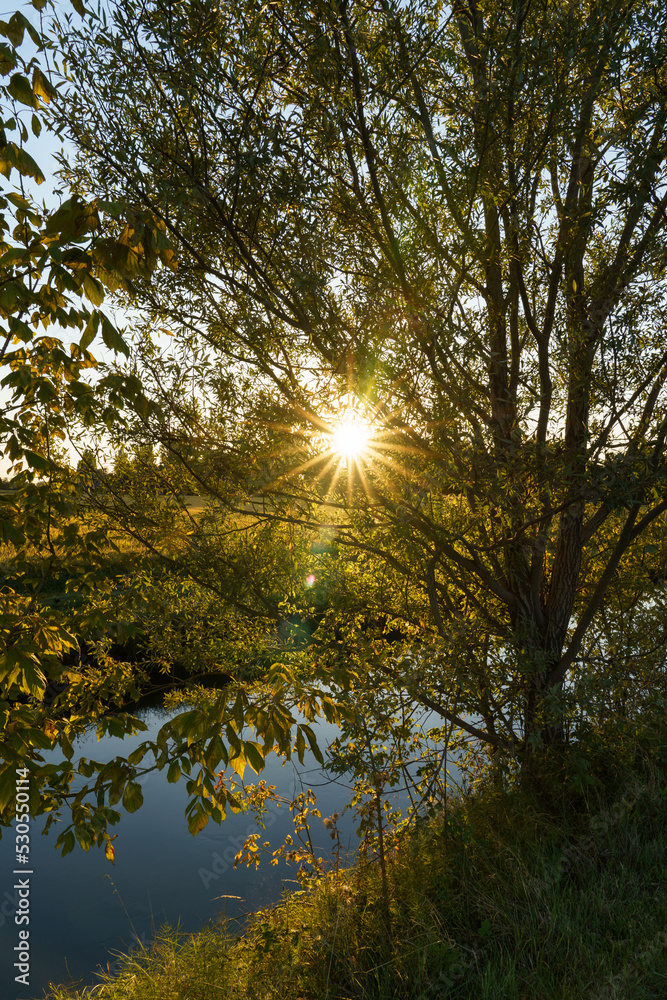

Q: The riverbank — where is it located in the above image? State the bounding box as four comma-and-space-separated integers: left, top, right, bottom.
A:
42, 728, 667, 1000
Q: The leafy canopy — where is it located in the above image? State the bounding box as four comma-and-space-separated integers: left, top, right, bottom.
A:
57, 0, 667, 747
2, 0, 667, 855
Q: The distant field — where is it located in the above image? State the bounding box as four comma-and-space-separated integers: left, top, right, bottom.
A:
0, 490, 207, 511
181, 494, 207, 510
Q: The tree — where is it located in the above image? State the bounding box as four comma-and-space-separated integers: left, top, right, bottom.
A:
0, 1, 187, 854
51, 0, 667, 774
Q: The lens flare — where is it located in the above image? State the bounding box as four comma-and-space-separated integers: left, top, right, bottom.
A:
331, 418, 372, 460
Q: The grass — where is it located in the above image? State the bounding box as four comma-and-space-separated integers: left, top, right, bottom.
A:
40, 732, 667, 1000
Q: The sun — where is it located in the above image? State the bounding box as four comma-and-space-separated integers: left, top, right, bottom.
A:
331, 416, 372, 461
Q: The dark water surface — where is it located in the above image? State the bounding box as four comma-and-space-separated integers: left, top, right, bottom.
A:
1, 706, 460, 998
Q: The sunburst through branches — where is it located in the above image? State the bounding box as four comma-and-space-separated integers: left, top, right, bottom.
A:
253, 389, 430, 512
330, 415, 372, 462
312, 407, 379, 502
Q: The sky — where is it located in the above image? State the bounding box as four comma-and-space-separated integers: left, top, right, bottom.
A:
0, 6, 128, 478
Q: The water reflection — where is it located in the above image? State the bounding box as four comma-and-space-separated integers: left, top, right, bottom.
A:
0, 705, 462, 996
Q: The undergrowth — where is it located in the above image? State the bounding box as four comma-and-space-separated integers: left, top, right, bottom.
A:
41, 728, 667, 1000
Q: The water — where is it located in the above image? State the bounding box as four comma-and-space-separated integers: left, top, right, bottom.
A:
1, 704, 462, 997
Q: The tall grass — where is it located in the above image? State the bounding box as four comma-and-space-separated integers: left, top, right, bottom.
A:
42, 732, 667, 1000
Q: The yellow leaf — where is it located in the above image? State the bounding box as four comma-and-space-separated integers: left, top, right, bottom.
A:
32, 67, 56, 104
229, 750, 246, 780
83, 273, 104, 307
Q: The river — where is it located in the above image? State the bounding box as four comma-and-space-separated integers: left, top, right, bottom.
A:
1, 703, 463, 997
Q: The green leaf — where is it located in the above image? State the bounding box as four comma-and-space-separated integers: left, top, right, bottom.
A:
97, 199, 124, 217
205, 735, 225, 771
0, 41, 17, 75
122, 781, 143, 813
101, 314, 129, 356
243, 740, 265, 775
75, 826, 94, 851
13, 658, 47, 700
0, 765, 16, 812
295, 727, 306, 765
23, 726, 51, 749
127, 745, 147, 766
58, 830, 76, 856
187, 803, 209, 835
0, 143, 16, 178
0, 246, 29, 266
226, 725, 241, 757
7, 73, 38, 108
14, 146, 44, 183
78, 758, 95, 777
232, 690, 245, 731
23, 450, 51, 472
99, 716, 124, 739
167, 760, 181, 783
6, 192, 31, 210
0, 16, 25, 47
262, 723, 275, 754
7, 12, 41, 48
9, 318, 33, 342
301, 724, 323, 765
9, 10, 44, 50
107, 779, 124, 807
169, 710, 198, 740
44, 197, 84, 238
83, 273, 104, 307
0, 516, 23, 545
80, 311, 99, 351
